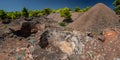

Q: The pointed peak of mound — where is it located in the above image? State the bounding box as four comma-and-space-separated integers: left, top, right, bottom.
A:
89, 3, 114, 13
67, 3, 119, 32
95, 3, 107, 6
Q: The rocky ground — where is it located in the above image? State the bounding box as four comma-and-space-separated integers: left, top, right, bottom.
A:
0, 3, 120, 60
0, 16, 120, 60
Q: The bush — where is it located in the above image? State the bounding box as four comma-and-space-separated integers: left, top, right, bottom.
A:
37, 12, 43, 17
80, 6, 91, 12
74, 7, 80, 12
56, 8, 62, 12
113, 0, 120, 6
60, 7, 71, 20
29, 11, 34, 17
29, 10, 40, 17
114, 5, 120, 14
52, 9, 56, 13
15, 11, 21, 18
6, 12, 16, 19
59, 22, 67, 27
113, 0, 120, 14
22, 7, 29, 17
41, 8, 52, 15
0, 10, 6, 19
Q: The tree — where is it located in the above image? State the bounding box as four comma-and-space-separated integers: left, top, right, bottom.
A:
6, 12, 16, 19
41, 8, 52, 15
37, 12, 43, 17
29, 10, 40, 17
52, 9, 56, 13
22, 7, 29, 17
59, 7, 72, 23
15, 11, 21, 18
60, 7, 71, 19
113, 0, 120, 6
81, 6, 91, 12
0, 10, 6, 19
114, 5, 120, 14
74, 6, 80, 12
56, 8, 62, 12
29, 11, 34, 17
113, 0, 120, 14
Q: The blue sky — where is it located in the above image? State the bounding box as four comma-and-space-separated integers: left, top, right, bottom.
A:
0, 0, 114, 11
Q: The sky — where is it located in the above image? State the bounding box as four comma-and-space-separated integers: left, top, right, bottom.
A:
0, 0, 114, 12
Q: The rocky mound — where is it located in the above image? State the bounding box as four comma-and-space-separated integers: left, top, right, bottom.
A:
67, 3, 120, 32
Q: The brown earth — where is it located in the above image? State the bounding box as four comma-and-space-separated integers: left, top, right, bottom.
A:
0, 3, 120, 60
67, 3, 120, 32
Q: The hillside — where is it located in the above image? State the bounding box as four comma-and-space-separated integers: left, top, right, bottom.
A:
47, 12, 84, 23
67, 3, 120, 32
0, 3, 120, 60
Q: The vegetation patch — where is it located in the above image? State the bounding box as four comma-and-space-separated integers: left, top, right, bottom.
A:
59, 22, 68, 27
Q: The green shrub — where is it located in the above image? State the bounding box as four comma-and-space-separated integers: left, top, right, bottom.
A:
15, 11, 21, 18
41, 8, 52, 15
59, 7, 71, 20
113, 0, 120, 14
29, 10, 40, 17
29, 11, 34, 17
6, 12, 16, 19
0, 10, 6, 19
22, 7, 29, 17
16, 54, 22, 60
114, 5, 120, 14
52, 9, 56, 13
3, 24, 8, 29
59, 22, 67, 27
80, 6, 91, 12
56, 8, 62, 12
74, 7, 80, 12
113, 0, 120, 6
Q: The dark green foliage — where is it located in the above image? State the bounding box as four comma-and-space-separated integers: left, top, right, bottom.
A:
81, 6, 91, 12
0, 10, 6, 19
59, 22, 67, 27
37, 12, 43, 17
74, 7, 80, 12
41, 8, 52, 15
52, 9, 56, 13
29, 10, 40, 17
114, 5, 120, 14
15, 11, 21, 18
3, 24, 8, 29
113, 0, 120, 6
22, 7, 29, 17
6, 12, 16, 19
113, 0, 120, 14
60, 7, 72, 19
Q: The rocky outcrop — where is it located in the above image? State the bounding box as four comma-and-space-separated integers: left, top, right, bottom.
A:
9, 21, 38, 38
36, 29, 120, 60
39, 30, 49, 48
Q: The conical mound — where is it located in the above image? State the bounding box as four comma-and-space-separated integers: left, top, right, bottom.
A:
67, 3, 119, 32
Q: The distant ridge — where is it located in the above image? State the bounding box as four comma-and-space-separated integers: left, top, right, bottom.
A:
47, 12, 84, 23
67, 3, 119, 32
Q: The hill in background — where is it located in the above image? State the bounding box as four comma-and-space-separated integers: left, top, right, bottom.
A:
67, 3, 120, 32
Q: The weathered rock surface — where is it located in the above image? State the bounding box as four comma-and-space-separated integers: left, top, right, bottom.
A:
0, 3, 120, 60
